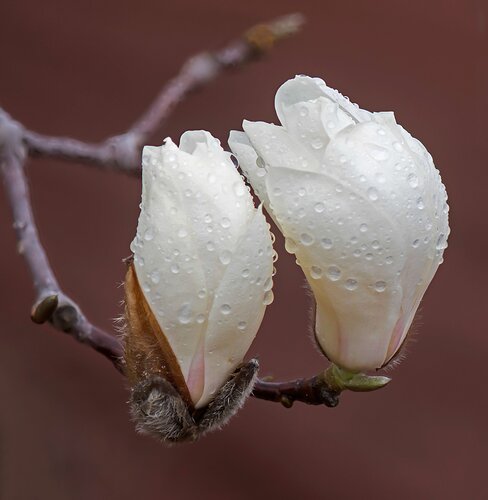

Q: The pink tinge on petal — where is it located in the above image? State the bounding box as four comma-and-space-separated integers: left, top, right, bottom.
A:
385, 313, 407, 363
186, 339, 205, 407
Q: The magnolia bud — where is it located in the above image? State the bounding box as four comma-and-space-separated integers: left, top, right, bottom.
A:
124, 131, 274, 442
229, 75, 449, 373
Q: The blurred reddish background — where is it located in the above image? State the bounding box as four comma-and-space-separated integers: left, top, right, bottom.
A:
0, 0, 486, 499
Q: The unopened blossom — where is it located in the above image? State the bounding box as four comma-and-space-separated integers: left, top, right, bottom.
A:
125, 131, 274, 409
229, 75, 449, 372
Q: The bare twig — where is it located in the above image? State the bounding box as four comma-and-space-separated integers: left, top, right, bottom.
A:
0, 110, 123, 369
23, 13, 305, 174
0, 13, 346, 407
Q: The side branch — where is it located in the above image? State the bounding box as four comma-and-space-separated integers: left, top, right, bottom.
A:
0, 111, 123, 369
22, 13, 304, 174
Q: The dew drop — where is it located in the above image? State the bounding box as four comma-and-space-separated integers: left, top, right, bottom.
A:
311, 137, 324, 150
219, 250, 232, 265
385, 256, 394, 265
241, 268, 250, 278
204, 214, 212, 223
345, 278, 358, 291
238, 321, 247, 331
196, 314, 205, 324
314, 202, 325, 213
326, 265, 341, 281
170, 263, 180, 274
220, 304, 232, 315
177, 228, 188, 238
263, 290, 274, 305
256, 156, 266, 169
436, 233, 447, 250
310, 266, 323, 279
392, 141, 403, 152
300, 233, 315, 246
408, 173, 419, 188
144, 227, 155, 241
359, 223, 368, 233
374, 281, 387, 292
365, 253, 373, 261
372, 240, 380, 249
412, 239, 420, 248
367, 187, 379, 201
198, 289, 206, 299
221, 217, 231, 229
320, 238, 333, 249
417, 197, 425, 210
206, 241, 215, 252
177, 303, 193, 324
264, 277, 273, 292
285, 238, 297, 253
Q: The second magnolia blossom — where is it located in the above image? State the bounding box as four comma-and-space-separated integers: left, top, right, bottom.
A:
126, 131, 274, 409
230, 75, 449, 372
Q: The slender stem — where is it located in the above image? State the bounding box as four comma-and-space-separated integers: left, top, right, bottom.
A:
0, 110, 123, 369
22, 13, 305, 174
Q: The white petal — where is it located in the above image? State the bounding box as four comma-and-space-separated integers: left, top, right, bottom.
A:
228, 130, 269, 208
265, 166, 405, 370
275, 75, 372, 127
242, 120, 320, 173
197, 206, 274, 407
132, 132, 269, 406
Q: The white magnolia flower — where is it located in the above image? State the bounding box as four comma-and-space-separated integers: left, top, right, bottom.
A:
128, 131, 274, 409
229, 75, 449, 373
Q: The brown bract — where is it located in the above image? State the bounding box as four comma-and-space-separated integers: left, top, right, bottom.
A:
123, 262, 193, 408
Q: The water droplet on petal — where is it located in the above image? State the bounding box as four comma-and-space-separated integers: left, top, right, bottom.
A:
360, 223, 368, 233
220, 304, 231, 315
310, 266, 323, 279
256, 156, 266, 169
178, 303, 193, 324
238, 321, 247, 331
221, 217, 231, 229
300, 233, 314, 246
367, 187, 379, 201
219, 250, 232, 265
436, 233, 447, 250
263, 290, 274, 305
170, 263, 180, 274
326, 265, 341, 281
320, 238, 333, 249
144, 227, 155, 241
311, 137, 324, 150
408, 173, 419, 188
314, 202, 325, 213
345, 278, 358, 291
374, 281, 387, 292
285, 238, 298, 253
196, 314, 205, 324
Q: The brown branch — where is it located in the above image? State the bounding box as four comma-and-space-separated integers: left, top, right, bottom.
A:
0, 110, 123, 370
253, 375, 340, 407
23, 13, 305, 174
0, 13, 347, 408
